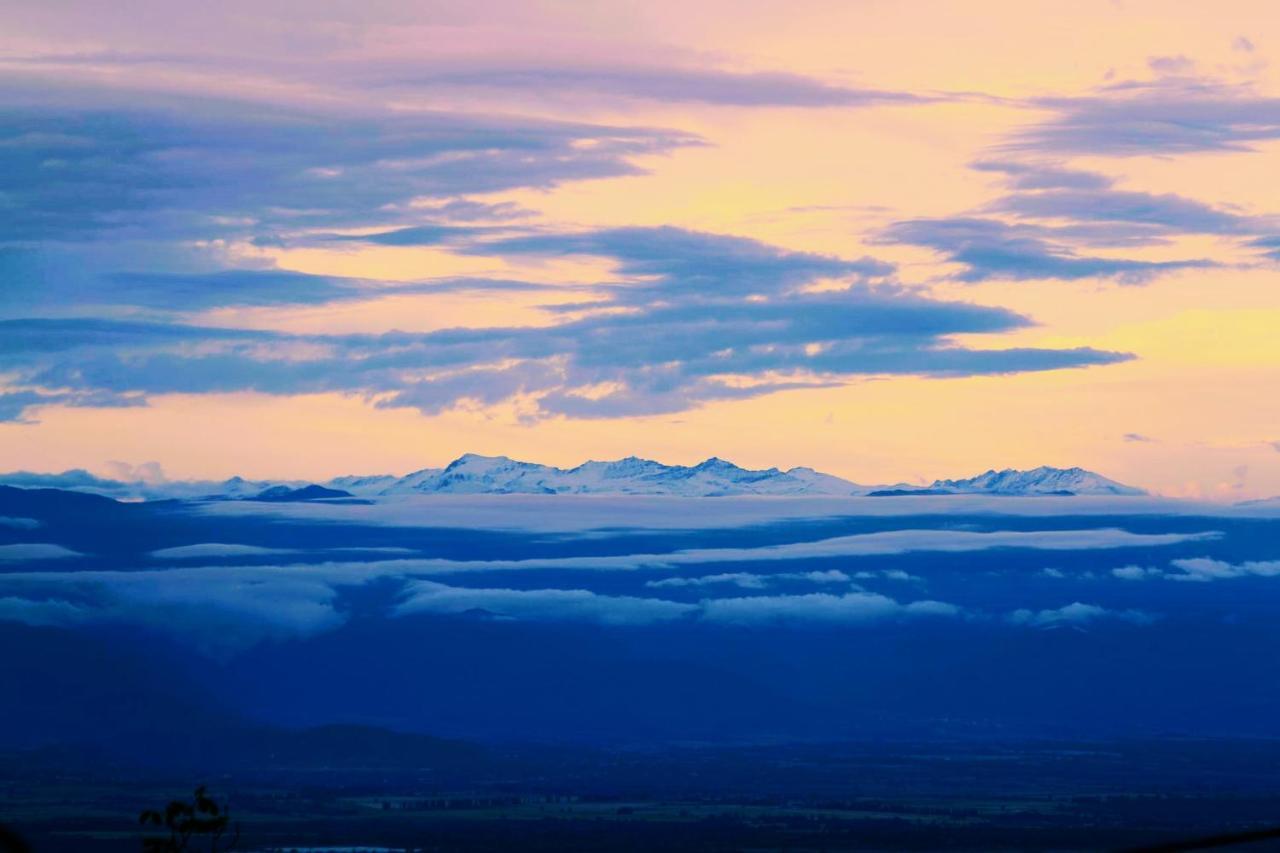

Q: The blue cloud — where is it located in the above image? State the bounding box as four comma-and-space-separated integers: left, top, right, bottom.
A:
881, 218, 1213, 282
376, 65, 931, 108
1147, 55, 1195, 75
0, 89, 695, 244
0, 391, 54, 423
0, 224, 1134, 420
318, 224, 488, 248
0, 246, 566, 314
987, 188, 1257, 235
1248, 236, 1280, 261
1011, 80, 1280, 156
472, 226, 893, 302
100, 270, 360, 309
970, 160, 1114, 191
901, 158, 1275, 282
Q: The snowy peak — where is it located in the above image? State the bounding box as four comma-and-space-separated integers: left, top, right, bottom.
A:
929, 466, 1146, 496
0, 458, 1146, 500
324, 457, 1142, 498
329, 453, 866, 497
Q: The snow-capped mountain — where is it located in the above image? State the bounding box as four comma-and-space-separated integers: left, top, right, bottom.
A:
0, 457, 1146, 500
928, 466, 1146, 496
329, 454, 864, 497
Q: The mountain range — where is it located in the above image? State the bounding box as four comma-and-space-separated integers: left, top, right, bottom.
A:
0, 454, 1146, 500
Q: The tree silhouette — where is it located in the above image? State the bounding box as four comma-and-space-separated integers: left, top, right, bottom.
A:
139, 786, 239, 852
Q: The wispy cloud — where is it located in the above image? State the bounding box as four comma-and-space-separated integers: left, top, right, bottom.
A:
699, 591, 959, 626
646, 572, 771, 589
0, 89, 694, 245
149, 543, 301, 559
396, 581, 697, 625
646, 569, 853, 589
1007, 601, 1156, 627
1111, 557, 1280, 582
1010, 79, 1280, 156
0, 543, 82, 561
1167, 557, 1280, 582
374, 64, 932, 108
880, 217, 1212, 283
0, 226, 1131, 422
882, 150, 1273, 284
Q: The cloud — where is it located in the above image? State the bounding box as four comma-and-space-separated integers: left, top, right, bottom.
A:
397, 583, 962, 631
852, 569, 919, 581
986, 187, 1258, 237
1111, 565, 1163, 580
0, 391, 54, 423
149, 543, 300, 559
619, 528, 1217, 565
881, 218, 1213, 283
0, 89, 694, 244
788, 569, 854, 583
0, 227, 1132, 421
1124, 433, 1155, 443
396, 580, 697, 625
470, 226, 893, 303
0, 516, 40, 530
1166, 557, 1280, 582
376, 64, 930, 108
1010, 79, 1280, 156
1147, 55, 1195, 75
646, 568, 853, 589
0, 566, 346, 654
0, 252, 406, 314
699, 591, 960, 626
0, 561, 932, 645
102, 461, 167, 484
886, 149, 1277, 291
0, 597, 90, 628
318, 224, 489, 248
1250, 236, 1280, 262
192, 527, 1214, 576
647, 572, 770, 590
96, 270, 372, 310
1106, 557, 1280, 583
0, 68, 1136, 423
1007, 601, 1156, 627
890, 155, 1274, 287
0, 543, 83, 561
13, 49, 930, 111
970, 160, 1114, 191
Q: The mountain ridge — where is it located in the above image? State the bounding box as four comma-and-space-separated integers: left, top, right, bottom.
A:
0, 455, 1146, 500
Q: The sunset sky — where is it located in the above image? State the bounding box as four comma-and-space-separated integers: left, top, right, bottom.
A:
2, 0, 1279, 499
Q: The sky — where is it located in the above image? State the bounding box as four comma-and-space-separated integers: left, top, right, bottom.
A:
1, 0, 1278, 499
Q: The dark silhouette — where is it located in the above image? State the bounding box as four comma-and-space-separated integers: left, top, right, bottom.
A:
248, 484, 353, 502
139, 786, 238, 852
1121, 825, 1280, 852
0, 824, 30, 853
